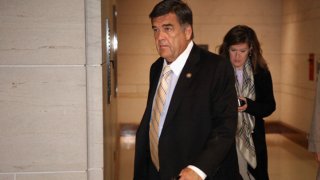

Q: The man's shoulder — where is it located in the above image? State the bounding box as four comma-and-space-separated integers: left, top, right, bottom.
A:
196, 48, 227, 67
193, 45, 225, 62
150, 57, 163, 68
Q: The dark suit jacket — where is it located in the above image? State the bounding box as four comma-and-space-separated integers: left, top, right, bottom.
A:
134, 44, 241, 180
246, 68, 276, 180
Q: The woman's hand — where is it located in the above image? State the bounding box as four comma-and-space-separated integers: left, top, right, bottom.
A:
238, 97, 247, 112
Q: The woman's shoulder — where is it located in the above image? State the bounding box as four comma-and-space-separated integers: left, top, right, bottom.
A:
255, 66, 271, 76
254, 66, 273, 83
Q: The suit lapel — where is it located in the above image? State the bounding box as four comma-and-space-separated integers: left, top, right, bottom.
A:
161, 45, 202, 134
141, 58, 164, 129
149, 60, 163, 107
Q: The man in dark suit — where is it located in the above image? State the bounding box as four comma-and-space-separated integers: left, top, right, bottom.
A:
134, 1, 240, 179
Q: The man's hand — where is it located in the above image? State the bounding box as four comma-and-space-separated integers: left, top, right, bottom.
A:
178, 167, 202, 180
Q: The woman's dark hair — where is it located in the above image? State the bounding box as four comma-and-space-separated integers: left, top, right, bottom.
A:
218, 25, 268, 73
149, 0, 194, 39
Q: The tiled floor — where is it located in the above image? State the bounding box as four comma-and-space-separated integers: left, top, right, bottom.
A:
118, 132, 318, 180
267, 134, 317, 180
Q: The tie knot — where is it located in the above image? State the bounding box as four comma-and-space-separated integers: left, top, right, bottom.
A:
162, 65, 172, 76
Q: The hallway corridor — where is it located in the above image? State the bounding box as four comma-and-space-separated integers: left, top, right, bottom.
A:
117, 126, 318, 180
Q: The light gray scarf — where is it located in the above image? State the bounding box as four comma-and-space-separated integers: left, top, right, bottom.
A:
235, 59, 257, 169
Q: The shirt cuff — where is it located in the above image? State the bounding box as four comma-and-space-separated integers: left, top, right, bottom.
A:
187, 165, 207, 180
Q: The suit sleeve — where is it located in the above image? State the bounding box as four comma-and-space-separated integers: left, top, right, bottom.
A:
245, 70, 276, 118
133, 60, 162, 179
192, 57, 238, 176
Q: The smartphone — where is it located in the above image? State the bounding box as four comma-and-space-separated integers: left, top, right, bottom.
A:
237, 99, 246, 107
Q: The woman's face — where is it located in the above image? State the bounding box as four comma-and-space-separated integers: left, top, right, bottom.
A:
229, 43, 250, 69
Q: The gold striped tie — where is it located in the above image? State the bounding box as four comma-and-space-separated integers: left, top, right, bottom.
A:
149, 65, 172, 171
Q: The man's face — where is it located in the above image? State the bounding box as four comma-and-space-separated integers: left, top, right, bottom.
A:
151, 13, 192, 63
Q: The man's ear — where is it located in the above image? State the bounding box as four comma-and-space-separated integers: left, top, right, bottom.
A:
184, 25, 192, 40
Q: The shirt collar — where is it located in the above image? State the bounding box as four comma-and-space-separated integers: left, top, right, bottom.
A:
163, 41, 194, 76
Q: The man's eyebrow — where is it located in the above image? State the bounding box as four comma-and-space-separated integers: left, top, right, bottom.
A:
151, 23, 173, 29
162, 23, 173, 27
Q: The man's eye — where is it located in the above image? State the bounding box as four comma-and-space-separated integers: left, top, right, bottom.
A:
152, 28, 159, 33
164, 27, 173, 32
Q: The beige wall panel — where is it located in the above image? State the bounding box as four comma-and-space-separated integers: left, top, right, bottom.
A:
117, 0, 157, 16
0, 174, 13, 180
280, 72, 314, 130
282, 22, 319, 54
189, 0, 281, 24
193, 15, 281, 25
281, 54, 314, 88
251, 27, 282, 53
188, 0, 281, 16
282, 0, 320, 15
117, 98, 147, 124
117, 84, 149, 97
16, 172, 86, 180
282, 0, 320, 54
118, 24, 156, 55
118, 15, 150, 25
118, 54, 157, 85
193, 25, 227, 53
0, 67, 87, 172
281, 83, 314, 101
265, 54, 282, 83
280, 93, 314, 132
280, 54, 316, 131
0, 0, 85, 65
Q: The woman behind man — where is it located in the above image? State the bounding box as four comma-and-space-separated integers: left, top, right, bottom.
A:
219, 25, 276, 180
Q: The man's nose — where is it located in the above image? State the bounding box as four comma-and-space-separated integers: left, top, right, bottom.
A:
156, 30, 165, 40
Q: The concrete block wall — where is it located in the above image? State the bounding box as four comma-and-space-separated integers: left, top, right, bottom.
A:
0, 0, 105, 179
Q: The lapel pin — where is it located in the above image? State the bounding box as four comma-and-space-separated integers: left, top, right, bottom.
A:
186, 73, 192, 78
